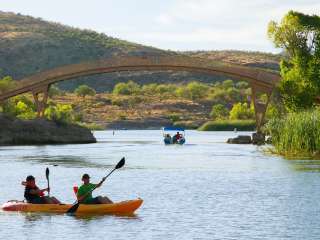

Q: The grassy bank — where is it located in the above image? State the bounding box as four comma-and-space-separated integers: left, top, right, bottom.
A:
77, 122, 105, 131
198, 120, 256, 131
265, 109, 320, 157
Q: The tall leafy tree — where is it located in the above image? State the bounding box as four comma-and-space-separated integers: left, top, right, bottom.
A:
268, 11, 320, 111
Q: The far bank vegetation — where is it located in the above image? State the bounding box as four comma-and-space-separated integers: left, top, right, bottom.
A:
0, 75, 280, 131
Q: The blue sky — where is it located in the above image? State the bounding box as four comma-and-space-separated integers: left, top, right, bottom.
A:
1, 0, 320, 52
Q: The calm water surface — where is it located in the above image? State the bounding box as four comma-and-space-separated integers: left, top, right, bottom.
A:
0, 130, 320, 240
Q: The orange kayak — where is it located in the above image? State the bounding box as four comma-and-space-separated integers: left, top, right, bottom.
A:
2, 199, 143, 215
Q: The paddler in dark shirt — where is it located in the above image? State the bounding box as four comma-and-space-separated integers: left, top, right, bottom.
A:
23, 175, 61, 204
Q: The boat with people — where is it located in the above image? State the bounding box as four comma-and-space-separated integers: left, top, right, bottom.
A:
162, 127, 186, 145
2, 199, 143, 215
2, 157, 143, 216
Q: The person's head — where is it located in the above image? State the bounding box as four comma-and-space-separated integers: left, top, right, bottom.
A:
26, 175, 35, 187
177, 132, 180, 134
82, 173, 90, 184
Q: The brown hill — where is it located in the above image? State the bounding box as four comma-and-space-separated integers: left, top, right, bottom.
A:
0, 11, 280, 92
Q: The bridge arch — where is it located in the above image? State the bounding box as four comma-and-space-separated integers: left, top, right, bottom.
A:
0, 55, 281, 131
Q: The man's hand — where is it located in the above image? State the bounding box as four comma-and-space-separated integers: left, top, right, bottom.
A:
97, 177, 106, 188
41, 187, 50, 193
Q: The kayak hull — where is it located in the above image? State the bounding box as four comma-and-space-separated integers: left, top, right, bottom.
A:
2, 199, 143, 215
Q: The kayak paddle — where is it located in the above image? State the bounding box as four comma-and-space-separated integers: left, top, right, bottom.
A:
45, 167, 50, 197
66, 157, 125, 214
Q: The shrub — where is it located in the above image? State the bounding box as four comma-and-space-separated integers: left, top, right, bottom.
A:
113, 81, 140, 95
227, 88, 243, 103
168, 113, 181, 122
264, 109, 320, 156
222, 79, 234, 89
235, 81, 249, 89
176, 82, 209, 100
44, 103, 74, 124
156, 84, 177, 95
229, 102, 254, 120
0, 76, 16, 94
74, 85, 96, 98
199, 120, 256, 131
141, 83, 158, 96
49, 85, 64, 97
210, 104, 229, 120
1, 95, 36, 119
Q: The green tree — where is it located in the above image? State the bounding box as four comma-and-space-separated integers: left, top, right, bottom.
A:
15, 101, 36, 119
268, 11, 320, 111
141, 83, 158, 96
44, 103, 74, 124
113, 81, 140, 95
0, 76, 15, 94
49, 85, 64, 98
1, 95, 36, 119
235, 81, 249, 89
176, 82, 209, 100
229, 103, 254, 120
210, 104, 229, 120
156, 84, 177, 95
222, 80, 234, 89
74, 85, 96, 98
226, 88, 243, 103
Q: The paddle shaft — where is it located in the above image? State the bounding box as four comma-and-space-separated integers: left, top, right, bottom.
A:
46, 168, 50, 197
47, 179, 50, 197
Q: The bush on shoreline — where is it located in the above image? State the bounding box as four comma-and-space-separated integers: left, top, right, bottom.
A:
265, 109, 320, 156
198, 120, 256, 131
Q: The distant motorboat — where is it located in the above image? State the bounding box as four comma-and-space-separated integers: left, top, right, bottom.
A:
162, 127, 186, 145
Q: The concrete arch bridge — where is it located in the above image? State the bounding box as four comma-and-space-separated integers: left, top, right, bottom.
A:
0, 55, 281, 131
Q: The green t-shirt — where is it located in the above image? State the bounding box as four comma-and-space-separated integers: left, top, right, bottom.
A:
77, 183, 97, 203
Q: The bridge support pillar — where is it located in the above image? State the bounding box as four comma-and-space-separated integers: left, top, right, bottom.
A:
32, 85, 49, 118
251, 84, 273, 133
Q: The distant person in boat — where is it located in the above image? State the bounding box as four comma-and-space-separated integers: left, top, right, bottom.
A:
23, 175, 61, 204
77, 174, 113, 204
173, 132, 181, 143
164, 133, 172, 144
176, 132, 182, 140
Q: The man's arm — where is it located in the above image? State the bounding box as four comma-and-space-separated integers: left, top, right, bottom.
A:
29, 188, 49, 195
95, 177, 107, 188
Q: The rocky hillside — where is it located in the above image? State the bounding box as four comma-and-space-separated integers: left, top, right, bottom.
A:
0, 11, 280, 92
0, 11, 165, 79
184, 50, 281, 71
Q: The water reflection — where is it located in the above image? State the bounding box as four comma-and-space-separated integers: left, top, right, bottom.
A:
23, 213, 44, 223
74, 213, 140, 221
289, 159, 320, 172
21, 155, 115, 169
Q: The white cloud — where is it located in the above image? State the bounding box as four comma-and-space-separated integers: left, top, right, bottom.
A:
2, 0, 320, 52
149, 0, 320, 51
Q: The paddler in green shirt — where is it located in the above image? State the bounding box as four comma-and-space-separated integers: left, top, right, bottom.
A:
77, 174, 113, 204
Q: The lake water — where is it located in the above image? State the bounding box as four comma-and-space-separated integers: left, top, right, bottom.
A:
1, 130, 320, 240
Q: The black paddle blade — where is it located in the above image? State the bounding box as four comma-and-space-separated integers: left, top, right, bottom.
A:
45, 167, 49, 180
115, 157, 125, 169
66, 202, 80, 214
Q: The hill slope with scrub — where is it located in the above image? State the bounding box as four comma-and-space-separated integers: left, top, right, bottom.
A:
0, 11, 280, 92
